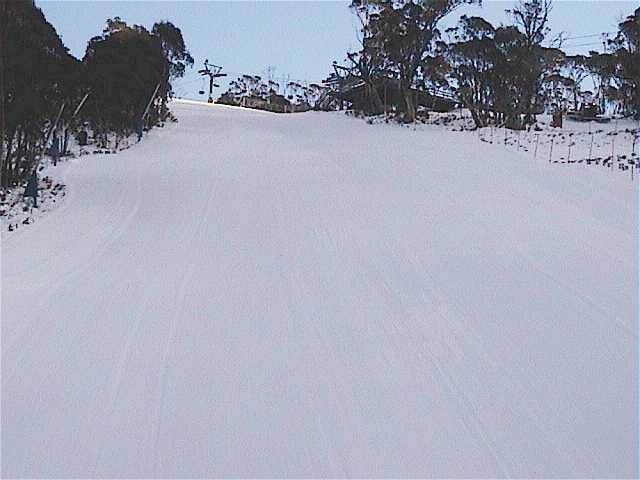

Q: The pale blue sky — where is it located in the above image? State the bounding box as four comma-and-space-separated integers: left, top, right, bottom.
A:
39, 1, 636, 99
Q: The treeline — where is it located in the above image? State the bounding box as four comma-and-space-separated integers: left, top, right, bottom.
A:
218, 75, 329, 112
329, 0, 639, 128
0, 1, 193, 187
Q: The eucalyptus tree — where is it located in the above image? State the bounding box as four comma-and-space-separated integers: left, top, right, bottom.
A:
562, 55, 589, 110
608, 7, 639, 117
365, 0, 480, 121
507, 0, 554, 124
2, 0, 80, 186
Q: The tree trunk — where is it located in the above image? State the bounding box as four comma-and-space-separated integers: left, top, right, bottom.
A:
63, 127, 70, 155
402, 88, 415, 123
365, 81, 384, 115
1, 129, 15, 187
462, 91, 484, 128
506, 113, 523, 130
0, 0, 6, 188
469, 107, 484, 129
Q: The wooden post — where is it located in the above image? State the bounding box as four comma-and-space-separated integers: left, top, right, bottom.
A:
384, 81, 387, 118
589, 132, 594, 162
611, 133, 616, 170
534, 134, 539, 159
413, 85, 418, 130
549, 136, 554, 162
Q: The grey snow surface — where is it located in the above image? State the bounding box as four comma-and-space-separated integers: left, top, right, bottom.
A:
1, 100, 637, 477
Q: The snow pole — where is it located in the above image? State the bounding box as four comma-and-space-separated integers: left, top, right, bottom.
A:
141, 82, 161, 124
136, 83, 161, 142
45, 103, 66, 150
57, 92, 90, 156
589, 132, 594, 162
71, 92, 90, 119
549, 136, 554, 163
30, 102, 65, 175
534, 134, 539, 159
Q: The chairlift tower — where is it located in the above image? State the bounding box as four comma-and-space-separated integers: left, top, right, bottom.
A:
198, 59, 227, 103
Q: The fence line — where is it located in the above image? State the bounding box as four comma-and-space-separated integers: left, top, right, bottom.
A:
477, 124, 639, 181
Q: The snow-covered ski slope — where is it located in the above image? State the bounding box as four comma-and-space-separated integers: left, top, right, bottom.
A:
2, 100, 637, 477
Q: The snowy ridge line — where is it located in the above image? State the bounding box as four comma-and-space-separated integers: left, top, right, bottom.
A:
172, 97, 280, 115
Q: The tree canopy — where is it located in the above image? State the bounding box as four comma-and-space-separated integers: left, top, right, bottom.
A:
330, 0, 639, 127
1, 3, 193, 187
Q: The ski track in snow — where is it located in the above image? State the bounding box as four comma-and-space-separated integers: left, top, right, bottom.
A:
1, 100, 637, 477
